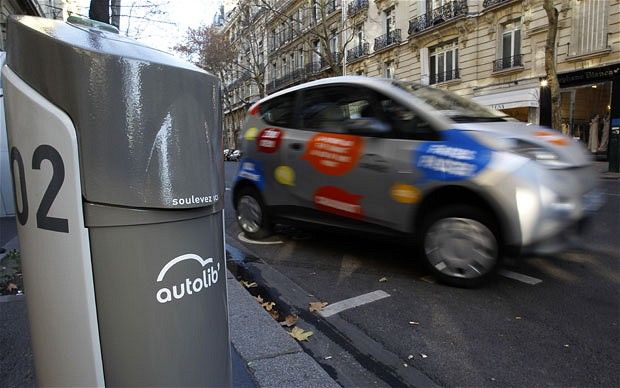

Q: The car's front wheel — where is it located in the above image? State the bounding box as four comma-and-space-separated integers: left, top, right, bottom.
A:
235, 186, 273, 240
421, 205, 500, 287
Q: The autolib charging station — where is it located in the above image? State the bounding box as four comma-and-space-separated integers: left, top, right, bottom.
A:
2, 16, 230, 386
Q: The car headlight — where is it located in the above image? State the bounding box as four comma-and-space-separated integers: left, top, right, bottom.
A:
510, 139, 567, 167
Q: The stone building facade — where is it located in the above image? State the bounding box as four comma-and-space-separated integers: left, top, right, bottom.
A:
220, 0, 619, 146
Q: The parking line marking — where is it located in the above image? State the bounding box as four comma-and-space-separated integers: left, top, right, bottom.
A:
237, 232, 284, 245
319, 290, 390, 318
498, 269, 542, 285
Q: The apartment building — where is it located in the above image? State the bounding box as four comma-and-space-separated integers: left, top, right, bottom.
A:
220, 0, 619, 148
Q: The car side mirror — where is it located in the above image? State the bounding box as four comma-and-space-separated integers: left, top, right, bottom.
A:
345, 118, 391, 136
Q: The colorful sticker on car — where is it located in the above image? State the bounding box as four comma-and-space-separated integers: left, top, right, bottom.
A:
274, 165, 295, 186
534, 130, 569, 146
414, 129, 492, 182
314, 186, 363, 219
390, 183, 421, 204
236, 159, 265, 190
302, 133, 364, 176
244, 127, 259, 141
257, 127, 283, 153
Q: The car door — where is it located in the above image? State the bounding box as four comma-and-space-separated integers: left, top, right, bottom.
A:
280, 84, 394, 226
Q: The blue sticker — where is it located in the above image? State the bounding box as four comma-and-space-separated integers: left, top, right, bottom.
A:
414, 129, 492, 182
235, 159, 265, 190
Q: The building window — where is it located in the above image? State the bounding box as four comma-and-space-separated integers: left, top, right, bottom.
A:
429, 40, 458, 84
329, 29, 338, 55
570, 0, 610, 56
385, 60, 394, 79
384, 7, 395, 35
355, 24, 363, 47
495, 19, 522, 71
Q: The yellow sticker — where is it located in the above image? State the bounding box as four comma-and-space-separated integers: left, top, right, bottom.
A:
391, 184, 421, 204
275, 165, 295, 186
244, 127, 259, 141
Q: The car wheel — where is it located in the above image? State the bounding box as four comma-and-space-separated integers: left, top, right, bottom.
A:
421, 205, 500, 287
235, 186, 273, 239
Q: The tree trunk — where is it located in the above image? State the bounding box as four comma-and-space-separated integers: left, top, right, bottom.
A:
543, 0, 561, 131
89, 0, 110, 24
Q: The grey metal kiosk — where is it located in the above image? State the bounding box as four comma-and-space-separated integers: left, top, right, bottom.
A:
2, 16, 230, 386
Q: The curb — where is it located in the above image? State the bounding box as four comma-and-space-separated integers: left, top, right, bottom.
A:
227, 270, 340, 388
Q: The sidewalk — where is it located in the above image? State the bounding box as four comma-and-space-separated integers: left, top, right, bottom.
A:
594, 161, 620, 180
0, 223, 338, 387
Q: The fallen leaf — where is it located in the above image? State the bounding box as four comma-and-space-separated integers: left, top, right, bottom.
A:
515, 316, 522, 320
280, 314, 299, 327
256, 295, 264, 303
241, 281, 257, 288
261, 301, 276, 311
324, 356, 332, 360
289, 326, 313, 341
268, 309, 279, 320
309, 301, 328, 313
409, 321, 420, 325
407, 355, 414, 360
564, 344, 570, 348
420, 353, 428, 358
379, 277, 388, 282
403, 363, 408, 367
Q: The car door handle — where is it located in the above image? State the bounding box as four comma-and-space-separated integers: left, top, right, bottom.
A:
289, 143, 303, 151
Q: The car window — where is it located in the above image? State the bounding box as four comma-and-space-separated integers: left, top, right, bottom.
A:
376, 93, 439, 140
300, 85, 376, 133
260, 93, 296, 127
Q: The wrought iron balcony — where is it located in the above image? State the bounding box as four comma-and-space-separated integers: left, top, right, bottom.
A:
493, 54, 524, 72
483, 0, 514, 9
347, 43, 369, 63
306, 61, 322, 75
347, 0, 369, 17
374, 29, 401, 52
408, 0, 467, 36
320, 52, 342, 68
429, 68, 460, 85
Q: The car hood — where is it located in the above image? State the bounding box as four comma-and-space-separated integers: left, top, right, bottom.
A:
452, 122, 593, 167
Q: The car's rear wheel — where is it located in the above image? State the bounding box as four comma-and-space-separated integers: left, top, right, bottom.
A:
421, 205, 500, 287
235, 186, 273, 239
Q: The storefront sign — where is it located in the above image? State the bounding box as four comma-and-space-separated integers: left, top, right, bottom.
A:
558, 64, 620, 87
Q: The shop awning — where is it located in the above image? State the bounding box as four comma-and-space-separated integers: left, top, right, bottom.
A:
472, 88, 540, 110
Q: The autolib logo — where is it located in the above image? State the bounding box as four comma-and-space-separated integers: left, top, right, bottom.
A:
155, 253, 220, 304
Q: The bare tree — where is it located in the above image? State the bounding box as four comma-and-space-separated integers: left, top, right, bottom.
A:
543, 0, 561, 131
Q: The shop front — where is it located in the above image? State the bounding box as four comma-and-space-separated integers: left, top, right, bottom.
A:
472, 87, 540, 123
541, 63, 620, 160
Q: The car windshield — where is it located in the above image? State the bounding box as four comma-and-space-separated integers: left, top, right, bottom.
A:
392, 81, 511, 123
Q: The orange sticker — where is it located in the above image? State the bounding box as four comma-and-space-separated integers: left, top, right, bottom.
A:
314, 186, 363, 219
390, 184, 421, 204
301, 133, 363, 176
534, 131, 569, 146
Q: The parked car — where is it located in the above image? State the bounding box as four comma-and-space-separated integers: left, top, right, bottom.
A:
232, 76, 601, 287
223, 148, 231, 160
229, 149, 241, 161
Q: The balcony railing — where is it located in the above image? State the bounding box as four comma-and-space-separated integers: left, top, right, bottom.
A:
320, 52, 341, 68
493, 54, 524, 72
347, 43, 369, 63
429, 68, 460, 85
483, 0, 513, 9
374, 29, 401, 52
326, 0, 341, 15
306, 61, 322, 75
408, 0, 467, 35
347, 0, 369, 17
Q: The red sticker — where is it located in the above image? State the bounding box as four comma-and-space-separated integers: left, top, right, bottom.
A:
257, 128, 283, 153
301, 133, 363, 176
314, 186, 363, 219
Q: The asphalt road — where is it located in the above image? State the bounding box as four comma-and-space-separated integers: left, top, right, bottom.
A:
224, 161, 620, 387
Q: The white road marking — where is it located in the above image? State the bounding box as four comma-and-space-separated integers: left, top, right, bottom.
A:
237, 232, 284, 245
319, 290, 391, 318
498, 269, 542, 285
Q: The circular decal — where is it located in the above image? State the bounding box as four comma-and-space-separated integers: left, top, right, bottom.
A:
314, 186, 363, 219
244, 127, 259, 141
257, 127, 283, 153
390, 184, 421, 204
274, 165, 295, 186
534, 130, 569, 146
302, 133, 364, 176
414, 129, 492, 182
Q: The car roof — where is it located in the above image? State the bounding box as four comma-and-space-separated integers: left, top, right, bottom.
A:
257, 76, 398, 104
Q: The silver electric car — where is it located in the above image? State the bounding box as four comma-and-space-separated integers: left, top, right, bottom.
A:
232, 76, 601, 287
